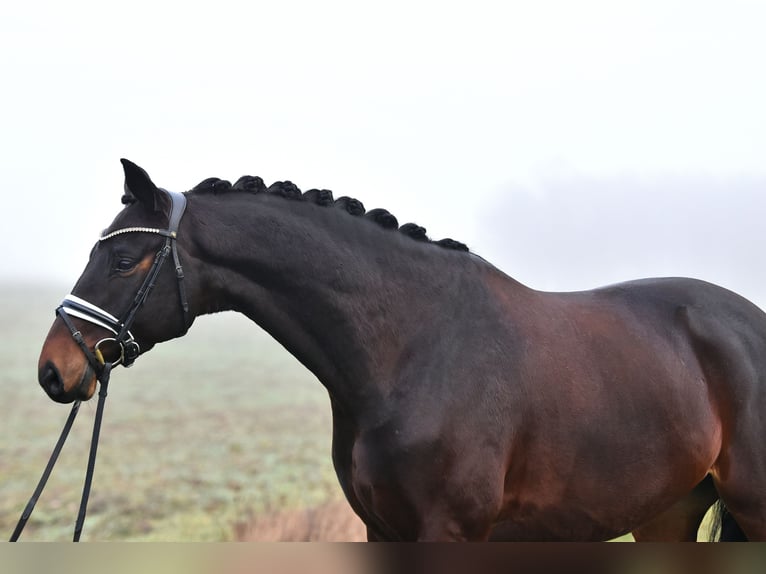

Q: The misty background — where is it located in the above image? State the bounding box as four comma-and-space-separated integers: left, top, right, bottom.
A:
2, 1, 765, 306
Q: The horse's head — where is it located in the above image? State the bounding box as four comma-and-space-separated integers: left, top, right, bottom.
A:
38, 160, 194, 403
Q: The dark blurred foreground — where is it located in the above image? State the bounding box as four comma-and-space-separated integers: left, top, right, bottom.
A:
2, 542, 766, 574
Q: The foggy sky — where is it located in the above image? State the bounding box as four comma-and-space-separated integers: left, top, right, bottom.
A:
476, 173, 766, 307
2, 1, 765, 310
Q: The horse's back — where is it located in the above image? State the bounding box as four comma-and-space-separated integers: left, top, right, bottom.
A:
595, 276, 766, 398
594, 276, 765, 323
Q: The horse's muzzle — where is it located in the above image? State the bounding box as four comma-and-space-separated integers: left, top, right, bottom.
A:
38, 361, 92, 403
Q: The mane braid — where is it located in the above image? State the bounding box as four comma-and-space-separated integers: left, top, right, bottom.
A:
185, 174, 469, 252
303, 189, 334, 206
334, 196, 365, 216
193, 177, 232, 194
233, 175, 266, 193
267, 180, 302, 200
366, 208, 398, 230
399, 223, 429, 242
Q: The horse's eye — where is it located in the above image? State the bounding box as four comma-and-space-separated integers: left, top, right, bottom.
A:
115, 259, 135, 272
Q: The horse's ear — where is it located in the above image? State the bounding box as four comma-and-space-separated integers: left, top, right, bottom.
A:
120, 158, 169, 213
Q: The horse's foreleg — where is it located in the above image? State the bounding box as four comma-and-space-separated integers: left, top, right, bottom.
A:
631, 475, 718, 541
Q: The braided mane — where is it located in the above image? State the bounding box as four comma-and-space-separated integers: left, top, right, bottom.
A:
124, 175, 468, 252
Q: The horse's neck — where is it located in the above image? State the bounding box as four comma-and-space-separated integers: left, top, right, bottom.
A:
186, 193, 484, 410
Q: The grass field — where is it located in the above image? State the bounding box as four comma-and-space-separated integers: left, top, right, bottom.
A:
0, 283, 356, 541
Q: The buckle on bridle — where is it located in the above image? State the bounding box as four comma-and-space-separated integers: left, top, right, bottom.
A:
94, 338, 141, 368
123, 340, 140, 367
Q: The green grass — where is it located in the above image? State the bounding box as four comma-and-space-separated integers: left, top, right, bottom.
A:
0, 283, 342, 541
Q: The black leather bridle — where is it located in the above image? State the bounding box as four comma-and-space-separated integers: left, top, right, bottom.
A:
57, 188, 189, 372
10, 189, 189, 542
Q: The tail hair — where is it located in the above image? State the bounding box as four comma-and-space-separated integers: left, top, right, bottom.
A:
709, 500, 748, 541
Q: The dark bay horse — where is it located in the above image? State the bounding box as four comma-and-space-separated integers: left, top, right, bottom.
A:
37, 160, 765, 541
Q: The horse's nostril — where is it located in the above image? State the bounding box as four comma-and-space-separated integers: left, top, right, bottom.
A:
40, 362, 64, 396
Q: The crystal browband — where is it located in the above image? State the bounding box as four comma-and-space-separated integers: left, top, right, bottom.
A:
100, 227, 176, 241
